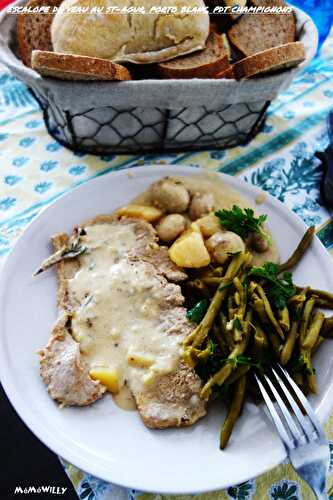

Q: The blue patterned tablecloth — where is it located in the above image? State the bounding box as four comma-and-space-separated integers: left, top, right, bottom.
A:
1, 28, 333, 500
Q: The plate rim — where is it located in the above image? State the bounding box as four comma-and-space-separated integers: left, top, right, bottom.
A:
0, 164, 332, 494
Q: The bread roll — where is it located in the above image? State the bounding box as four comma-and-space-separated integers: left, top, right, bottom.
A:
51, 0, 210, 64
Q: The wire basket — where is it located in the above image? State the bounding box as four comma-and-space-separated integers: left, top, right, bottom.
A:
30, 87, 270, 154
0, 2, 317, 155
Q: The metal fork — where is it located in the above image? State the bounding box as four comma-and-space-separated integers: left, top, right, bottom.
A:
255, 364, 330, 500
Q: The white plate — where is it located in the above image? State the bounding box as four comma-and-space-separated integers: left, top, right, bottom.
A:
1, 165, 333, 494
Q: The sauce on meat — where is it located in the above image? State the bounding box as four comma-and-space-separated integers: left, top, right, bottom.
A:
67, 223, 183, 407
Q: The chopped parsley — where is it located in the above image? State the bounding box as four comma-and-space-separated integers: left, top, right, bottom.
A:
226, 355, 262, 369
215, 205, 269, 242
249, 262, 296, 310
186, 299, 209, 323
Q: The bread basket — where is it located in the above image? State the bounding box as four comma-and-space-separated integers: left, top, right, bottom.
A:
0, 2, 317, 154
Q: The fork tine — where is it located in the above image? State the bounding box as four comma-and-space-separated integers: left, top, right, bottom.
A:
254, 373, 292, 450
276, 364, 325, 439
263, 372, 303, 444
271, 367, 315, 442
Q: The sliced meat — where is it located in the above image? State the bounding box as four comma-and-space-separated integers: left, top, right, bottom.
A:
137, 361, 206, 428
39, 314, 105, 406
139, 246, 188, 283
41, 217, 205, 428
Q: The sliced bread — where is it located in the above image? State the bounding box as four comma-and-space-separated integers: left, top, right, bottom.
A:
215, 65, 235, 79
232, 42, 305, 79
16, 0, 63, 67
31, 51, 132, 81
157, 33, 229, 79
227, 5, 296, 57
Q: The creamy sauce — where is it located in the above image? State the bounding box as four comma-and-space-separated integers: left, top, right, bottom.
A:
113, 385, 136, 411
256, 193, 267, 205
134, 173, 279, 266
67, 222, 183, 404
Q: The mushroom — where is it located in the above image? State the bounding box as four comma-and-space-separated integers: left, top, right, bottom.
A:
249, 232, 269, 253
189, 192, 214, 221
150, 178, 190, 213
205, 231, 245, 264
156, 214, 187, 243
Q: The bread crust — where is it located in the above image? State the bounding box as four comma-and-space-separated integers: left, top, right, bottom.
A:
227, 7, 296, 58
215, 65, 235, 79
51, 0, 210, 65
31, 50, 132, 81
16, 0, 63, 66
157, 33, 229, 79
232, 42, 305, 79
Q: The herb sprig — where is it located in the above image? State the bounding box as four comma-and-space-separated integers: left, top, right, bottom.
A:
215, 205, 269, 242
249, 261, 296, 309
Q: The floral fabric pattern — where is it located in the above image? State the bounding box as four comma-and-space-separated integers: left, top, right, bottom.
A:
1, 26, 333, 500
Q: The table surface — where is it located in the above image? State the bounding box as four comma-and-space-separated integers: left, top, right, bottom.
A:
0, 385, 77, 499
1, 19, 333, 500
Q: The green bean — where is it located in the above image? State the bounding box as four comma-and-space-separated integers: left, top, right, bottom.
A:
301, 351, 317, 393
252, 323, 269, 360
299, 297, 316, 347
248, 281, 258, 297
251, 294, 266, 322
321, 316, 333, 338
280, 293, 306, 365
201, 277, 223, 287
246, 379, 262, 405
288, 287, 309, 307
299, 312, 324, 394
199, 267, 224, 278
219, 312, 234, 351
278, 226, 315, 273
232, 316, 244, 343
293, 372, 304, 388
184, 253, 249, 349
295, 286, 333, 307
234, 291, 241, 306
211, 323, 229, 357
302, 312, 325, 350
309, 298, 333, 309
220, 375, 247, 449
278, 307, 290, 332
231, 277, 246, 341
226, 365, 250, 385
280, 321, 299, 366
251, 296, 281, 354
213, 267, 224, 277
228, 295, 237, 321
227, 252, 252, 277
200, 313, 251, 399
183, 341, 215, 366
256, 284, 285, 340
312, 335, 324, 354
234, 276, 246, 319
